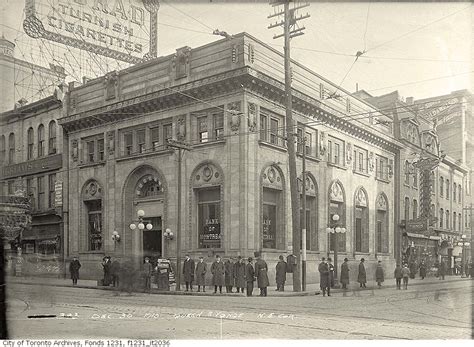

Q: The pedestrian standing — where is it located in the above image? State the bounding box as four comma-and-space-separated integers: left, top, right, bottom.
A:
233, 256, 246, 293
358, 258, 367, 288
143, 257, 152, 291
375, 260, 384, 288
69, 256, 81, 285
328, 258, 335, 289
409, 261, 416, 279
111, 259, 121, 288
419, 261, 426, 280
195, 256, 207, 292
183, 254, 195, 291
275, 255, 287, 291
211, 255, 225, 294
318, 257, 330, 297
439, 260, 446, 280
224, 258, 234, 293
245, 257, 255, 297
401, 264, 410, 289
394, 264, 402, 290
340, 258, 350, 290
102, 256, 112, 286
254, 252, 269, 297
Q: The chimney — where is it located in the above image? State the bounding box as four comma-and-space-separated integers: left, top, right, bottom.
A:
406, 97, 414, 105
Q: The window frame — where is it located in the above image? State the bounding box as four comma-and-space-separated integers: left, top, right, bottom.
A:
37, 124, 45, 158
48, 121, 57, 154
48, 174, 56, 208
37, 176, 45, 210
27, 127, 34, 160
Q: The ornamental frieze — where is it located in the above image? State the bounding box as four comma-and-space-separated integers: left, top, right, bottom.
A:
83, 181, 102, 200
193, 163, 223, 187
107, 131, 115, 156
262, 165, 283, 190
319, 132, 327, 156
346, 143, 353, 165
329, 181, 344, 203
176, 116, 186, 141
228, 101, 241, 132
248, 103, 257, 132
368, 152, 375, 173
376, 194, 388, 211
355, 188, 367, 207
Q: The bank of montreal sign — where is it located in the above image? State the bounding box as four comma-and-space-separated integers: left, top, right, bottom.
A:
23, 0, 159, 64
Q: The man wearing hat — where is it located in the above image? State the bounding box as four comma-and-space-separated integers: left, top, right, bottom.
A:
358, 258, 367, 288
340, 258, 350, 290
318, 257, 330, 296
143, 257, 153, 291
254, 252, 269, 296
245, 257, 255, 297
233, 256, 246, 293
183, 254, 195, 292
195, 256, 207, 292
211, 255, 225, 294
275, 255, 287, 291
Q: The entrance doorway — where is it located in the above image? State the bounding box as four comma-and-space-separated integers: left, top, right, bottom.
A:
143, 217, 162, 263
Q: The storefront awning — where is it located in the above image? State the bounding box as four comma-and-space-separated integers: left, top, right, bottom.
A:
407, 232, 429, 239
429, 236, 441, 241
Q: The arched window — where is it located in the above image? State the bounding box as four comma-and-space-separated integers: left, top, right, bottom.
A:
27, 127, 34, 160
328, 180, 346, 252
413, 200, 418, 220
440, 177, 444, 197
453, 183, 457, 202
440, 208, 444, 228
135, 175, 163, 198
404, 197, 410, 222
354, 187, 369, 253
82, 181, 103, 251
458, 184, 462, 203
376, 194, 389, 253
8, 133, 15, 164
48, 121, 57, 154
446, 210, 450, 229
0, 135, 5, 164
459, 213, 462, 230
404, 161, 410, 185
37, 124, 45, 157
446, 179, 450, 199
453, 212, 456, 231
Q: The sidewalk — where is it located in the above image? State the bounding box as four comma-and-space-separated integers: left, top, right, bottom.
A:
6, 274, 470, 297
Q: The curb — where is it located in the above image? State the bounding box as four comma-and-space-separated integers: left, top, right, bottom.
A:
7, 276, 469, 297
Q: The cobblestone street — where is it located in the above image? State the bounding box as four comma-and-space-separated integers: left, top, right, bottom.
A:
5, 278, 472, 340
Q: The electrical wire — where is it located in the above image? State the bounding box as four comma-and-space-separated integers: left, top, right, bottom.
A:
162, 0, 215, 32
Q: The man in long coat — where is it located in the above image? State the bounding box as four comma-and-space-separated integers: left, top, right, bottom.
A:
318, 257, 330, 296
69, 256, 81, 285
143, 257, 153, 291
328, 258, 335, 288
102, 256, 112, 286
439, 260, 447, 280
419, 261, 427, 280
233, 256, 246, 293
183, 254, 195, 291
340, 258, 350, 290
224, 258, 234, 293
358, 258, 367, 288
111, 259, 121, 288
275, 255, 287, 291
245, 257, 255, 297
375, 260, 384, 288
254, 252, 269, 296
195, 256, 207, 292
211, 255, 225, 294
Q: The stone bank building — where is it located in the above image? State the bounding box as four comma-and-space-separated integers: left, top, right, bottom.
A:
59, 33, 401, 283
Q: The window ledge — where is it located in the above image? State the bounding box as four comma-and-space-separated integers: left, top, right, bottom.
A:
354, 252, 371, 256
116, 149, 173, 163
78, 161, 106, 169
193, 139, 226, 149
327, 162, 347, 170
376, 177, 390, 184
258, 140, 287, 153
297, 153, 321, 163
352, 170, 370, 178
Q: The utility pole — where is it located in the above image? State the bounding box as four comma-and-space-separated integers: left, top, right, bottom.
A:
301, 133, 307, 291
268, 0, 310, 292
166, 139, 191, 291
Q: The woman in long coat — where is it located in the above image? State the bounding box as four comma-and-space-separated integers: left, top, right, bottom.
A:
375, 261, 384, 288
69, 257, 81, 285
254, 253, 269, 296
358, 258, 367, 288
340, 258, 350, 289
211, 255, 225, 294
224, 259, 234, 293
233, 256, 246, 293
195, 257, 207, 292
275, 255, 287, 291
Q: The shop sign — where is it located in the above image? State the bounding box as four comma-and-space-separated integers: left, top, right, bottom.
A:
199, 219, 220, 247
55, 181, 63, 207
1, 154, 62, 179
406, 219, 428, 234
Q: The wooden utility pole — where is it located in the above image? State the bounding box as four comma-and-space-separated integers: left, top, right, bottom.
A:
301, 134, 307, 291
268, 0, 310, 292
167, 139, 191, 291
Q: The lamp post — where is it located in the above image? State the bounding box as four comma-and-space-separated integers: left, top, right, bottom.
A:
129, 210, 153, 261
326, 214, 347, 287
458, 234, 470, 278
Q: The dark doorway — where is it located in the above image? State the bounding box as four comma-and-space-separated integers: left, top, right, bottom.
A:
143, 217, 162, 262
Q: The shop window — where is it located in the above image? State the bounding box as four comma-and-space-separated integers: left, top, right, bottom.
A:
27, 127, 34, 160
354, 187, 369, 253
48, 121, 57, 154
8, 133, 15, 164
197, 187, 221, 249
263, 188, 282, 249
38, 176, 45, 210
38, 124, 45, 158
86, 200, 102, 251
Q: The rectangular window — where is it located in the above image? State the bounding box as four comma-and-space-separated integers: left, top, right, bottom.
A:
48, 174, 56, 208
334, 143, 340, 165
124, 132, 133, 156
270, 118, 279, 145
305, 132, 311, 156
87, 141, 95, 162
38, 131, 44, 158
137, 129, 146, 154
376, 155, 388, 180
97, 138, 105, 161
27, 178, 35, 210
260, 115, 268, 141
353, 150, 357, 171
214, 113, 224, 139
150, 127, 160, 151
358, 152, 364, 172
163, 124, 172, 142
197, 188, 221, 249
354, 146, 368, 173
38, 176, 45, 210
8, 181, 14, 195
328, 140, 332, 163
198, 116, 208, 143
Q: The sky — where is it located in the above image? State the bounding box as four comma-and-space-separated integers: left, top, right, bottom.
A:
0, 0, 472, 100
